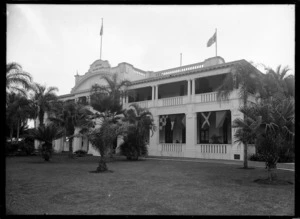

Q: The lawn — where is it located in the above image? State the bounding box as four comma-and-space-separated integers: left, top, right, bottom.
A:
5, 155, 294, 215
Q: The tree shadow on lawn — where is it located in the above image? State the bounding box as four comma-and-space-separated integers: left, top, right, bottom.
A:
254, 178, 293, 185
89, 170, 114, 173
236, 167, 293, 185
237, 167, 256, 170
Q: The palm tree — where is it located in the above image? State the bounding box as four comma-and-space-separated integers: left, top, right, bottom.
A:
121, 103, 156, 160
29, 124, 64, 161
6, 62, 33, 97
216, 61, 264, 104
233, 106, 262, 169
6, 93, 36, 143
49, 101, 94, 158
262, 65, 294, 99
89, 114, 128, 172
90, 73, 131, 114
284, 75, 295, 97
31, 83, 58, 128
216, 61, 264, 168
233, 98, 294, 180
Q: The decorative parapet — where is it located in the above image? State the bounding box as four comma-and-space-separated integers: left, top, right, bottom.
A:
154, 61, 205, 77
153, 56, 225, 78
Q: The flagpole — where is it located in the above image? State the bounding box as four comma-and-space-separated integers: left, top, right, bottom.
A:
215, 28, 217, 57
180, 53, 182, 66
100, 18, 103, 60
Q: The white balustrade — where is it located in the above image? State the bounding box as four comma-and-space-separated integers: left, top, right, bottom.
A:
161, 143, 183, 153
155, 62, 205, 77
162, 96, 183, 106
194, 92, 218, 103
156, 96, 188, 107
126, 100, 152, 109
135, 100, 149, 108
132, 67, 147, 76
199, 144, 228, 154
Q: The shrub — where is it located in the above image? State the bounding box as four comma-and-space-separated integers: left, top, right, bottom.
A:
74, 149, 87, 157
6, 142, 19, 156
19, 141, 35, 155
120, 133, 148, 160
6, 140, 35, 156
278, 150, 294, 163
249, 153, 264, 162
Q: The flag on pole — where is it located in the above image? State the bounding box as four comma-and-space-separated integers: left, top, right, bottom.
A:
207, 31, 216, 47
100, 23, 103, 36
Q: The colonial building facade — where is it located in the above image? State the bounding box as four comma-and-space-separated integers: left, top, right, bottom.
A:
47, 56, 258, 160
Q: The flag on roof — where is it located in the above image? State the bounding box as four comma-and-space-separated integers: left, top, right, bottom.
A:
207, 31, 216, 47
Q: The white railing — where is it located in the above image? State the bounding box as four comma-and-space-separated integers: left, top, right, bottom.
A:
162, 96, 183, 106
161, 143, 183, 153
194, 92, 218, 103
199, 144, 228, 154
134, 100, 149, 108
132, 67, 147, 76
155, 62, 205, 77
157, 96, 188, 107
126, 100, 152, 109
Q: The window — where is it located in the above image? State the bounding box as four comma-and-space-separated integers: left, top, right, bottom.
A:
159, 114, 186, 144
197, 110, 231, 144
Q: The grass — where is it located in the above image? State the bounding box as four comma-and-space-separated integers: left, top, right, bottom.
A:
5, 155, 294, 215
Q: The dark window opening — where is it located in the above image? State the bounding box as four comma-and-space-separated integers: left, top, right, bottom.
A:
195, 74, 228, 94
159, 114, 186, 144
197, 110, 232, 144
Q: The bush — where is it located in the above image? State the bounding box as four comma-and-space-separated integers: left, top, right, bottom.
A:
19, 141, 35, 155
278, 150, 294, 163
120, 133, 148, 160
249, 153, 264, 162
6, 142, 19, 156
6, 140, 35, 156
74, 149, 87, 157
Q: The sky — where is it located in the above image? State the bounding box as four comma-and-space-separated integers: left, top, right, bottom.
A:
7, 4, 295, 96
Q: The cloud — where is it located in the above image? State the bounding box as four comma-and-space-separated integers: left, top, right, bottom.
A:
17, 5, 54, 47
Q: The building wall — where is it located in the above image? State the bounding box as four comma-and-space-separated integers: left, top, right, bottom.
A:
48, 57, 258, 161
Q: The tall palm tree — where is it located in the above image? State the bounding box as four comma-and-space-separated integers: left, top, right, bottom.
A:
6, 93, 36, 143
233, 106, 262, 168
216, 61, 264, 167
121, 103, 156, 160
216, 61, 264, 104
31, 83, 58, 127
6, 62, 33, 97
90, 73, 131, 114
49, 101, 94, 158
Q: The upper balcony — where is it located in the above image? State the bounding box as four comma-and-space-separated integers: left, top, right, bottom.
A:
123, 73, 253, 109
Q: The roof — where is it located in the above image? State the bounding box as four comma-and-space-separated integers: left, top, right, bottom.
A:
130, 59, 248, 85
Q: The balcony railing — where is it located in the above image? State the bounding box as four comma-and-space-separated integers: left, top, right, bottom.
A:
199, 144, 229, 154
125, 100, 152, 109
194, 92, 218, 103
161, 143, 183, 153
124, 90, 256, 109
157, 96, 188, 107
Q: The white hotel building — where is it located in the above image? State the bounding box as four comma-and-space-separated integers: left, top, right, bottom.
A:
47, 56, 258, 161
